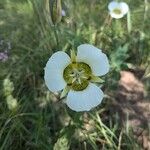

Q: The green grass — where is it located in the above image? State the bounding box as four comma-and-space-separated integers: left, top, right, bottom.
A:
0, 0, 150, 149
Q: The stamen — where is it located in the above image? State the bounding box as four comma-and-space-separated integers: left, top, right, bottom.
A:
70, 74, 75, 77
87, 76, 92, 80
81, 76, 88, 79
72, 78, 76, 83
78, 78, 81, 84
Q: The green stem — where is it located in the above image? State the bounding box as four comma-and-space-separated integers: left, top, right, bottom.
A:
99, 15, 112, 47
127, 11, 131, 33
53, 25, 59, 49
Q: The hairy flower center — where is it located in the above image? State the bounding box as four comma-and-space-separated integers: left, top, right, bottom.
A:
113, 8, 122, 14
63, 62, 92, 91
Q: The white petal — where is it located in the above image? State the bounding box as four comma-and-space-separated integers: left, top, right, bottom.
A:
108, 1, 119, 11
110, 12, 124, 19
66, 83, 104, 112
44, 51, 71, 92
77, 44, 109, 76
120, 2, 129, 15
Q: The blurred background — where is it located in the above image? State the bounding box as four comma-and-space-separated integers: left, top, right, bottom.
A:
0, 0, 150, 149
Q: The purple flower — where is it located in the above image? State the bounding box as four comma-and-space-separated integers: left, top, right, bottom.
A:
0, 38, 11, 62
0, 52, 8, 62
61, 10, 66, 17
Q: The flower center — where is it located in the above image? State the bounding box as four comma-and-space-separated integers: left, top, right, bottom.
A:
63, 62, 92, 91
113, 8, 122, 14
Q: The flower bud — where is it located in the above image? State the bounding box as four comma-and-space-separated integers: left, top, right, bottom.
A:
49, 0, 62, 25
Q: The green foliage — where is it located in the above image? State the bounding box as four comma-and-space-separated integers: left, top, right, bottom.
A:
110, 44, 129, 71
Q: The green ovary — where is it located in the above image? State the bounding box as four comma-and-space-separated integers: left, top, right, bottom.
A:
63, 62, 92, 91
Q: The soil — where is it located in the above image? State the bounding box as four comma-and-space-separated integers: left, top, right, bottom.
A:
112, 71, 150, 150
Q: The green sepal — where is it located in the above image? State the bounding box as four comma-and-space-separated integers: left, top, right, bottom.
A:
70, 50, 76, 63
60, 86, 70, 99
91, 75, 104, 83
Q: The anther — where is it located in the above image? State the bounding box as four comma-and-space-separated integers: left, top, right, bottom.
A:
87, 76, 91, 80
72, 78, 76, 83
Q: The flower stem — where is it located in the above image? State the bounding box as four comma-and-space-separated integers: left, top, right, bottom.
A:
99, 15, 112, 47
127, 11, 132, 33
53, 25, 59, 49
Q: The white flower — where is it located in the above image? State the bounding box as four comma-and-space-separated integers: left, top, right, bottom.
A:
44, 44, 109, 112
108, 1, 129, 19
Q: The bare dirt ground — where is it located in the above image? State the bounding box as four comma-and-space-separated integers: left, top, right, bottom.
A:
112, 71, 150, 149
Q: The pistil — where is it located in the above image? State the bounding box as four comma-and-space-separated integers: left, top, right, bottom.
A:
63, 62, 92, 91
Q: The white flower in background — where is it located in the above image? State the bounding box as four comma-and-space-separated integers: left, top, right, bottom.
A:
108, 1, 129, 19
44, 44, 109, 112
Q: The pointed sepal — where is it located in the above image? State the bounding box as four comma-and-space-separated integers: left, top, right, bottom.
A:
91, 75, 105, 83
60, 86, 70, 99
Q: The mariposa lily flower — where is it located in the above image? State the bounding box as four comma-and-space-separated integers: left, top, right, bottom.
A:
44, 44, 109, 112
108, 1, 129, 19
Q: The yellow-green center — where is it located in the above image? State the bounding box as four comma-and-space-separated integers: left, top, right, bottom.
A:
113, 8, 122, 14
63, 62, 92, 91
